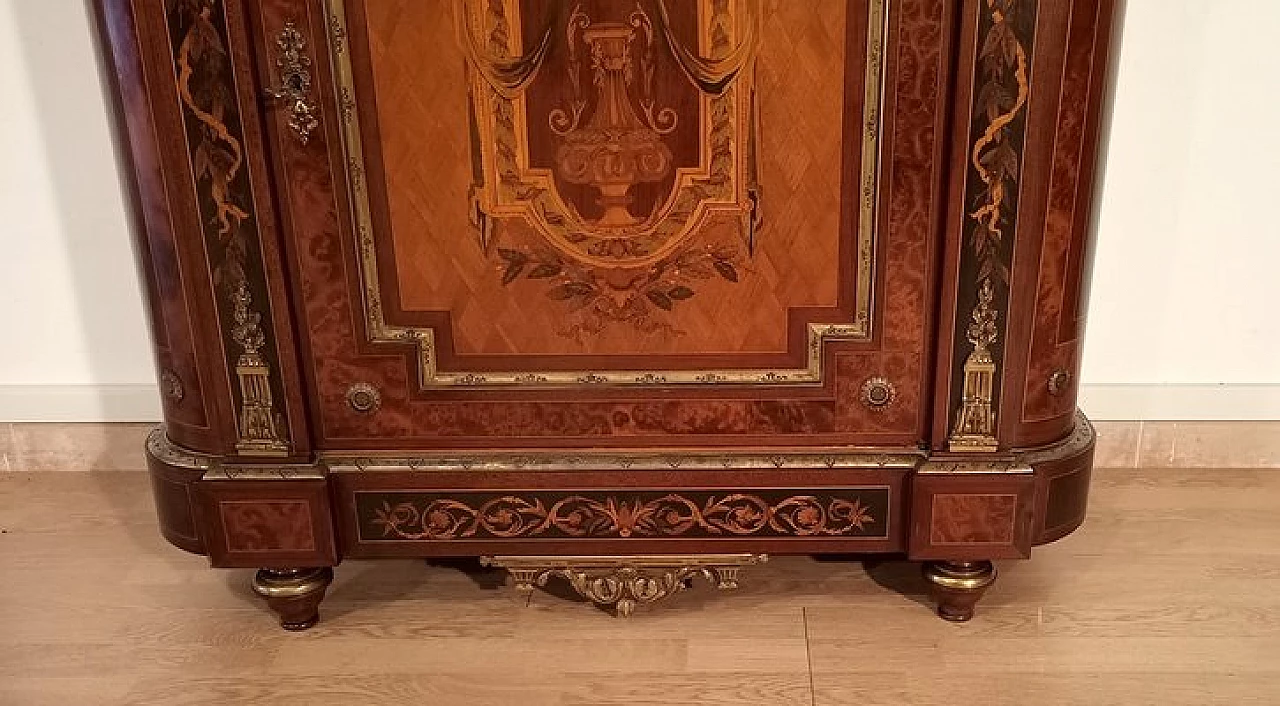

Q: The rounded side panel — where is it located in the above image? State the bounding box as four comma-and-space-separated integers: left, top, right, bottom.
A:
145, 427, 211, 555
1026, 411, 1095, 546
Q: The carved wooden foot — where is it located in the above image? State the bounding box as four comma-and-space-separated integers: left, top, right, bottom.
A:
922, 560, 996, 622
252, 567, 334, 631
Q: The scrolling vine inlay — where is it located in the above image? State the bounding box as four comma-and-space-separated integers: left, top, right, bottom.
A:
169, 0, 289, 454
358, 489, 888, 541
950, 0, 1036, 452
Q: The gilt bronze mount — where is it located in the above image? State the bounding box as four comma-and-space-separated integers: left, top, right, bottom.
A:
482, 554, 767, 617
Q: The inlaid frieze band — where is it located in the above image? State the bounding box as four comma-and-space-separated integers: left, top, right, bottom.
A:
948, 0, 1038, 452
356, 488, 891, 542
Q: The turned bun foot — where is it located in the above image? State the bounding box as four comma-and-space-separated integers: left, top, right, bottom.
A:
252, 567, 334, 631
922, 561, 996, 622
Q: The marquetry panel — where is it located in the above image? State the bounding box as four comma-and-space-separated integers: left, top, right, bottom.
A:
330, 466, 909, 556
263, 0, 946, 447
1044, 467, 1090, 534
940, 0, 1039, 453
929, 494, 1017, 545
219, 501, 316, 552
909, 473, 1034, 560
333, 0, 883, 383
194, 479, 337, 568
1029, 415, 1097, 544
147, 463, 204, 555
355, 488, 892, 543
164, 0, 303, 456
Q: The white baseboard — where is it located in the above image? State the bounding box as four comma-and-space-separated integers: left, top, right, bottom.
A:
0, 384, 162, 422
0, 383, 1275, 423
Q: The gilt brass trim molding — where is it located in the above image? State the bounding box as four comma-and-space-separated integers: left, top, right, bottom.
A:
147, 427, 214, 471
948, 0, 1038, 452
482, 554, 766, 616
323, 0, 889, 389
202, 466, 326, 481
147, 428, 323, 480
1018, 410, 1095, 464
323, 449, 923, 473
919, 459, 1027, 475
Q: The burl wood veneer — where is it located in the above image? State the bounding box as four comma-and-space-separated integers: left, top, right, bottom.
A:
96, 0, 1121, 627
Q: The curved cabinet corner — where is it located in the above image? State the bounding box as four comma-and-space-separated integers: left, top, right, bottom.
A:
1025, 412, 1096, 546
932, 0, 1123, 451
145, 428, 211, 555
94, 0, 311, 459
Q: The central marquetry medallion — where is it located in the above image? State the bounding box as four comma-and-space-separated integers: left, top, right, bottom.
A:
462, 0, 761, 335
331, 0, 886, 387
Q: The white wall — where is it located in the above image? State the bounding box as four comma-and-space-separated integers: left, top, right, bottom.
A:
0, 0, 159, 421
0, 0, 1276, 422
1080, 0, 1280, 418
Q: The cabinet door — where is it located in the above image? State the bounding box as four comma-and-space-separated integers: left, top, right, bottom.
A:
249, 0, 950, 450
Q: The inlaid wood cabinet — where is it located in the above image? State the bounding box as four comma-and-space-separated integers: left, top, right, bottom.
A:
96, 0, 1120, 627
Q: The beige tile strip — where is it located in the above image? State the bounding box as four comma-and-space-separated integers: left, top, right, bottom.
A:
1094, 421, 1280, 469
0, 421, 1277, 472
2, 423, 154, 473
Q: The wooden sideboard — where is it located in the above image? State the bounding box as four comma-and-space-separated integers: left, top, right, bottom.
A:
95, 0, 1120, 628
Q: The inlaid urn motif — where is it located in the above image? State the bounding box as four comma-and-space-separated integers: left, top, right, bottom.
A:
457, 0, 761, 337
553, 10, 675, 228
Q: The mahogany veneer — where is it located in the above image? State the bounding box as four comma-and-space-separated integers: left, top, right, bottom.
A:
96, 0, 1121, 627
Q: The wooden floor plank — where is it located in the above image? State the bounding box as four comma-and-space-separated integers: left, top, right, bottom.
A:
0, 467, 1276, 705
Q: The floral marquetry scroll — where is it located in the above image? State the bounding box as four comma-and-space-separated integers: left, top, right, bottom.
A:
169, 0, 291, 455
948, 0, 1037, 452
358, 489, 889, 542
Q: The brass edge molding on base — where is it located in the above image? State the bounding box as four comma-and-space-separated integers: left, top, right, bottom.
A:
146, 427, 214, 471
324, 449, 924, 473
919, 459, 1028, 475
202, 466, 326, 481
1017, 410, 1095, 465
923, 410, 1095, 474
146, 428, 324, 480
482, 554, 767, 617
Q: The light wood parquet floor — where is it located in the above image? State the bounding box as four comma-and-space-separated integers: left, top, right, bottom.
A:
1, 467, 1278, 705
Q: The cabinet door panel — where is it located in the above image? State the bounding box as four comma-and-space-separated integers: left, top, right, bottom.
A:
252, 0, 949, 449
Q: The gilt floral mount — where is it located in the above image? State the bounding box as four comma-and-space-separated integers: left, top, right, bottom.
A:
460, 0, 762, 339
